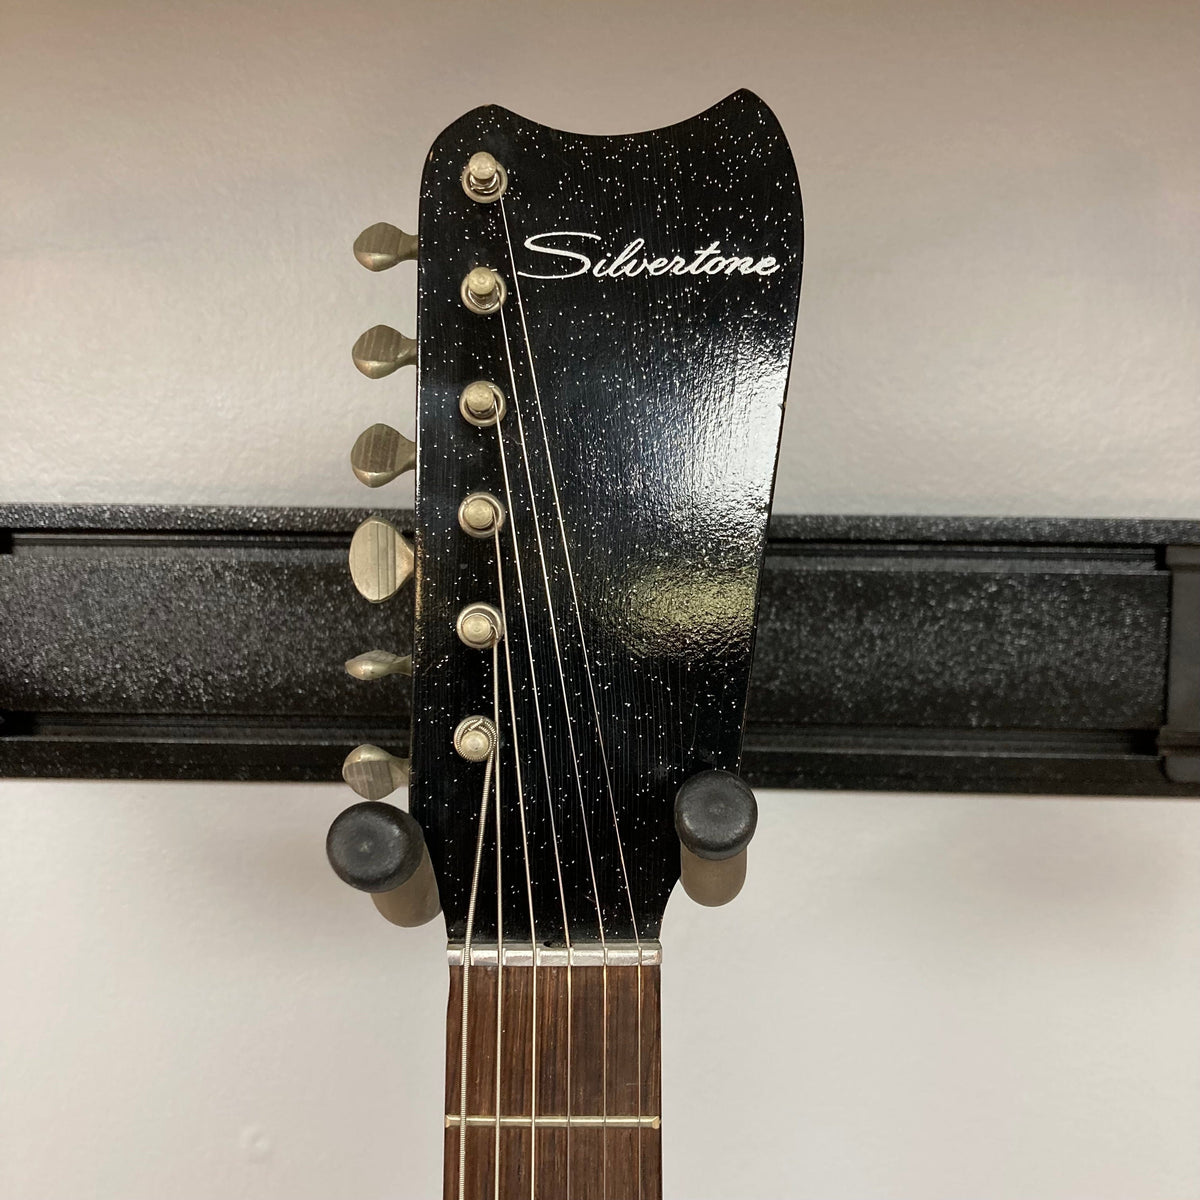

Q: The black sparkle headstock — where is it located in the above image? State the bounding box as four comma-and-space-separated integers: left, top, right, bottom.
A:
403, 90, 804, 944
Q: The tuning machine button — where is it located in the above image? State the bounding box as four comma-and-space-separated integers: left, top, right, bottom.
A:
342, 744, 410, 801
461, 266, 505, 315
674, 769, 758, 907
351, 422, 416, 487
352, 324, 416, 378
353, 222, 418, 271
349, 515, 413, 603
345, 649, 412, 680
327, 801, 441, 927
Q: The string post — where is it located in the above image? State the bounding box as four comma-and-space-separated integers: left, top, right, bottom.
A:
456, 601, 504, 650
459, 380, 506, 427
453, 715, 498, 763
461, 151, 508, 203
458, 492, 505, 539
461, 266, 506, 314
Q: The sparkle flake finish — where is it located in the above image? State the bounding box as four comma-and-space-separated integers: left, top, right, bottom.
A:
411, 91, 803, 943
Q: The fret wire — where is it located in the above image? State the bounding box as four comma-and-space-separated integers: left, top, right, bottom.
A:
447, 1114, 661, 1129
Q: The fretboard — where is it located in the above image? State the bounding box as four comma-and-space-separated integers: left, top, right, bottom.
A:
444, 943, 662, 1200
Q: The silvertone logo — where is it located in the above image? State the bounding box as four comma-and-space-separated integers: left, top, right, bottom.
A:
517, 231, 781, 280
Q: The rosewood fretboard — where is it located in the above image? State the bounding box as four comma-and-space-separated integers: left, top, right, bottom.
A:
444, 945, 662, 1200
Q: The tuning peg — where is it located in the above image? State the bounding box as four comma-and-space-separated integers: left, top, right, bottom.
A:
345, 649, 412, 680
352, 324, 416, 379
353, 222, 418, 271
674, 769, 758, 907
348, 515, 413, 603
351, 422, 415, 487
326, 800, 441, 927
342, 743, 410, 800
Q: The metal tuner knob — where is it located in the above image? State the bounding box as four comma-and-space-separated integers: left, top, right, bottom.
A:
351, 422, 415, 488
342, 744, 410, 801
348, 515, 413, 603
352, 324, 416, 378
345, 649, 412, 681
327, 801, 440, 927
674, 769, 758, 907
353, 222, 417, 272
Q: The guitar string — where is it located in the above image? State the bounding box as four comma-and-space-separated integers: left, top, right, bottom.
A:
499, 196, 647, 1199
491, 520, 542, 1200
458, 740, 495, 1200
497, 294, 611, 1198
492, 388, 577, 1192
492, 637, 504, 1200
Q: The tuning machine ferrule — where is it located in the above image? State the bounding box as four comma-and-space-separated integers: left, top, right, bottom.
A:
674, 769, 758, 907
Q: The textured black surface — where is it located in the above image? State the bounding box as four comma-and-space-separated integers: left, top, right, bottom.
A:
410, 92, 803, 943
3, 505, 1199, 802
4, 503, 1198, 545
752, 544, 1166, 732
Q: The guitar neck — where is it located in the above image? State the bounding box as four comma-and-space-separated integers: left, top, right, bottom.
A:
444, 944, 663, 1200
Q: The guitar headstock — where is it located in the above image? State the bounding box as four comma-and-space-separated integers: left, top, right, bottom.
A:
329, 90, 803, 946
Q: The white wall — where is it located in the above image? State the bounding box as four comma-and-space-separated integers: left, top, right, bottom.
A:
3, 784, 1200, 1200
2, 2, 1199, 1198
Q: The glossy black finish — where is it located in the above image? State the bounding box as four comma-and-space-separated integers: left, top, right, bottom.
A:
674, 770, 758, 861
327, 801, 425, 893
411, 92, 803, 943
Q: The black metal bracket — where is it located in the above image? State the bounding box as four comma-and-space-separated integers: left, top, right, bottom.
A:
1158, 545, 1200, 783
3, 504, 1199, 797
